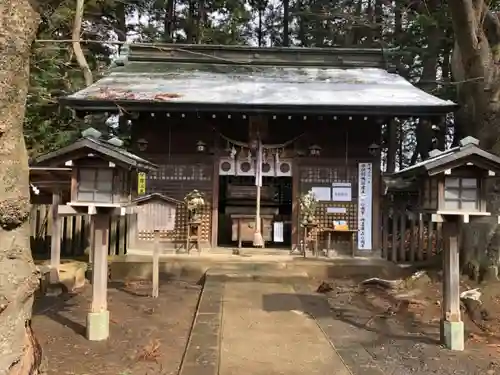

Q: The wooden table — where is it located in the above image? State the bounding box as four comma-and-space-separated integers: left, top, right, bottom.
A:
320, 228, 358, 257
231, 214, 273, 249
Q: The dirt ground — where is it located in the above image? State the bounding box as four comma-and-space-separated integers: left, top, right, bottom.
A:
32, 280, 201, 375
318, 271, 500, 375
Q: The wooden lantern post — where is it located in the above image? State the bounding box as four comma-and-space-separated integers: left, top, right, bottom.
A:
31, 129, 158, 342
432, 213, 463, 350
442, 217, 461, 348
384, 136, 500, 351
49, 191, 62, 284
87, 212, 110, 341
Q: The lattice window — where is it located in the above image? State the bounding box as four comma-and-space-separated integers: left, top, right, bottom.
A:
444, 177, 478, 211
299, 165, 359, 241
148, 164, 212, 181
77, 168, 113, 203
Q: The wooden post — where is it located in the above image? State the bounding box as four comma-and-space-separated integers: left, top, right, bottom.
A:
152, 230, 160, 298
372, 155, 381, 256
253, 138, 264, 248
211, 155, 220, 248
291, 160, 300, 252
386, 119, 397, 173
254, 184, 262, 243
87, 214, 110, 341
88, 216, 95, 264
50, 192, 61, 284
441, 216, 464, 351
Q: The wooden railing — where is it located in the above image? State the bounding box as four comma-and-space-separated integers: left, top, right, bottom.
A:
381, 202, 443, 263
30, 204, 129, 258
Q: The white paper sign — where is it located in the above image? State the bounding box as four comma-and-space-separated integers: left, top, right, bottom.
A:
311, 187, 331, 201
358, 163, 373, 250
273, 222, 284, 243
326, 207, 347, 214
332, 182, 352, 202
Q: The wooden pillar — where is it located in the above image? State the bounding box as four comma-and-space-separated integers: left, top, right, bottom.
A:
88, 216, 95, 264
441, 216, 464, 351
87, 214, 110, 341
372, 155, 381, 256
91, 214, 108, 312
211, 155, 220, 249
291, 159, 300, 252
152, 230, 160, 298
49, 192, 61, 284
386, 119, 397, 173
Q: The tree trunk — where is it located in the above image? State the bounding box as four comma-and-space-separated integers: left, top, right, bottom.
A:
283, 0, 289, 46
0, 1, 44, 374
164, 0, 175, 42
186, 0, 195, 43
115, 1, 127, 47
449, 0, 500, 279
297, 0, 307, 46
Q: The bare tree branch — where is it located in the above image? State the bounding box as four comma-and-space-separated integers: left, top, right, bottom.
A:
72, 0, 93, 86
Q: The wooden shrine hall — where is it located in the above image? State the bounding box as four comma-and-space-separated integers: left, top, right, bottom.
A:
58, 43, 458, 256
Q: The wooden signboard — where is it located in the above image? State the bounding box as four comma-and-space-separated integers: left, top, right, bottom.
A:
227, 184, 274, 200
137, 172, 146, 195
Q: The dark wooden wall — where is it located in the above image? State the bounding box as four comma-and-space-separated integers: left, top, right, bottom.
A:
131, 113, 379, 157
130, 113, 381, 249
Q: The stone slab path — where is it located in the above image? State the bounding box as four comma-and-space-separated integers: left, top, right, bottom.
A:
179, 278, 380, 375
219, 282, 351, 375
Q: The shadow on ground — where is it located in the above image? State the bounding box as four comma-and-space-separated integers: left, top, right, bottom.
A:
262, 291, 439, 346
263, 278, 500, 375
32, 280, 201, 375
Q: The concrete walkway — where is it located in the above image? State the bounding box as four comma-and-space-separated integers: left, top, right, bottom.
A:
219, 282, 351, 375
178, 275, 375, 375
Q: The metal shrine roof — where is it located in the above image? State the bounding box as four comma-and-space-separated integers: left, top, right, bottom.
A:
34, 136, 158, 171
61, 44, 457, 115
391, 137, 500, 179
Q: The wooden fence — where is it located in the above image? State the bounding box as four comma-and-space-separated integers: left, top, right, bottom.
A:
31, 199, 444, 263
381, 200, 443, 263
30, 204, 129, 259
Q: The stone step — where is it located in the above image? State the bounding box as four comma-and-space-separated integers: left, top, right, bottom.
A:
205, 267, 309, 283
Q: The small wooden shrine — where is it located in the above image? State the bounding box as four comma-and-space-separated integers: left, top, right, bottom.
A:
127, 193, 182, 252
32, 128, 157, 341
387, 136, 500, 351
59, 43, 457, 256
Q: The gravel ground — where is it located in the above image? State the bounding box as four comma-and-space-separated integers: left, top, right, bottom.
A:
321, 277, 500, 375
32, 280, 201, 375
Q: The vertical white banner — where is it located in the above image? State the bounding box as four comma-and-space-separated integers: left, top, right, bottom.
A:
358, 163, 373, 250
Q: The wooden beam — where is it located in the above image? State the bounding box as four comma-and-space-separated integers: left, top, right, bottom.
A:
58, 205, 84, 216
50, 192, 62, 284
59, 204, 126, 217
126, 43, 388, 69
